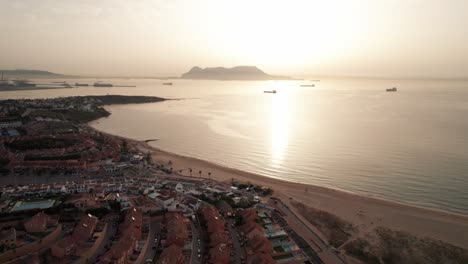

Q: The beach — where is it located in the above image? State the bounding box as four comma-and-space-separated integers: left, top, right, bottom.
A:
127, 138, 468, 250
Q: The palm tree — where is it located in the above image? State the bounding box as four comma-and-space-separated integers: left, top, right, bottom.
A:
198, 170, 202, 178
189, 168, 192, 177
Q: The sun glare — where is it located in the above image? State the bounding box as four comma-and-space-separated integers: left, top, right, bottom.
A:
270, 86, 290, 167
205, 0, 362, 68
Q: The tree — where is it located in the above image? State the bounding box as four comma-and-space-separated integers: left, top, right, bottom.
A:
208, 172, 211, 179
189, 168, 192, 176
198, 170, 202, 178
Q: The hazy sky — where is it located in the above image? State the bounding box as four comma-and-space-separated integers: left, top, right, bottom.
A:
0, 0, 467, 78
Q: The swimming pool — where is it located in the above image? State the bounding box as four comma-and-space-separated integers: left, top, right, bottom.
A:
10, 200, 55, 212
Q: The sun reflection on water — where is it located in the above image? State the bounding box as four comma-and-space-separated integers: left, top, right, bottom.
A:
270, 86, 290, 167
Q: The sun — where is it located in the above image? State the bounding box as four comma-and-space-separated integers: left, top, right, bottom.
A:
204, 0, 362, 68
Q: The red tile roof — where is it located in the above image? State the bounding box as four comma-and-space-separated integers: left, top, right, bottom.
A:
209, 243, 231, 264
248, 235, 273, 255
24, 211, 49, 233
157, 244, 185, 264
240, 208, 258, 222
72, 214, 98, 242
247, 253, 275, 264
166, 212, 188, 247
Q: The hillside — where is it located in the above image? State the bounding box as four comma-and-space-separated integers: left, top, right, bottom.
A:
180, 66, 290, 80
0, 69, 66, 79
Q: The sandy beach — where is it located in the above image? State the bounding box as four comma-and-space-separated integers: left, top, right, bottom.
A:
91, 125, 468, 250
132, 141, 468, 250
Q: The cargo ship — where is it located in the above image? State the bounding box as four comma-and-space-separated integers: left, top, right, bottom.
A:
93, 82, 113, 87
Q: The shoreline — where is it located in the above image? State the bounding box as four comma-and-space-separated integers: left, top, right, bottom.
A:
90, 124, 468, 249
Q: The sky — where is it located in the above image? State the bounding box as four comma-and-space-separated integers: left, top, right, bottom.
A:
0, 0, 467, 78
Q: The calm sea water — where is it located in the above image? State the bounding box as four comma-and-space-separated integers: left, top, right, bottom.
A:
2, 78, 468, 214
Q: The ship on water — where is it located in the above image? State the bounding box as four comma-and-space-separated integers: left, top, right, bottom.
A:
162, 82, 173, 85
264, 90, 277, 94
93, 82, 113, 87
13, 79, 36, 87
0, 72, 36, 89
75, 83, 89, 86
386, 87, 397, 92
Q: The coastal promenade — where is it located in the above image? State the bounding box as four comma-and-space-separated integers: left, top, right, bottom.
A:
272, 199, 346, 264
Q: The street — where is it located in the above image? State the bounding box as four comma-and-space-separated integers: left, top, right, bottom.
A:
226, 218, 245, 264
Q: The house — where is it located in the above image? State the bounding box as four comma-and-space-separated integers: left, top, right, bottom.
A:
216, 200, 233, 217
247, 235, 273, 255
0, 121, 22, 129
151, 190, 177, 209
209, 243, 230, 264
72, 214, 98, 242
165, 212, 189, 247
247, 253, 275, 264
0, 228, 16, 249
240, 208, 258, 223
157, 244, 185, 264
101, 236, 135, 264
100, 208, 143, 264
202, 206, 232, 251
241, 221, 264, 239
24, 211, 58, 233
51, 236, 76, 258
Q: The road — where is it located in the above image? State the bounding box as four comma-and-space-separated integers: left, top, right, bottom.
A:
190, 220, 202, 264
226, 218, 245, 264
273, 200, 347, 264
142, 217, 162, 263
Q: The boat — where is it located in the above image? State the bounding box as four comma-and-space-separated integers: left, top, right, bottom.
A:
264, 90, 277, 94
13, 79, 36, 87
93, 82, 113, 87
386, 87, 397, 92
300, 84, 315, 87
75, 83, 89, 86
162, 82, 173, 85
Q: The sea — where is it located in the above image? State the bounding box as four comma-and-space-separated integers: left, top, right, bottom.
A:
1, 78, 468, 215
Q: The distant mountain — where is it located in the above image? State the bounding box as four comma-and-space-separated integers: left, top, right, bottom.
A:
0, 69, 66, 79
180, 66, 290, 80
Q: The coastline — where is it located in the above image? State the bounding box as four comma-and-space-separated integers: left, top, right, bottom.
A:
90, 124, 468, 249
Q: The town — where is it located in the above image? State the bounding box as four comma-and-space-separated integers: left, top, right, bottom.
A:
0, 96, 326, 264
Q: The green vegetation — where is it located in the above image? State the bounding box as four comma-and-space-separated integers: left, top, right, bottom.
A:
85, 207, 110, 219
273, 253, 294, 260
273, 246, 285, 253
108, 200, 122, 212
0, 158, 10, 175
84, 95, 165, 105
344, 227, 468, 264
291, 201, 356, 247
6, 137, 80, 150
343, 238, 380, 264
54, 108, 110, 123
235, 183, 273, 196
213, 192, 256, 209
25, 153, 81, 161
